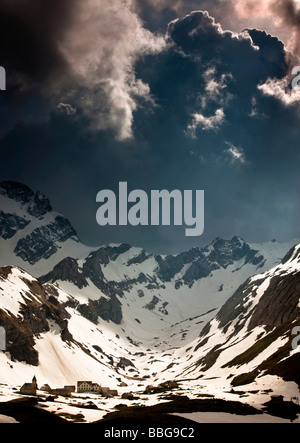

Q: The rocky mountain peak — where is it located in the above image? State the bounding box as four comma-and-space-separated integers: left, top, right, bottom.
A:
27, 191, 53, 219
0, 181, 52, 220
0, 181, 34, 204
0, 182, 80, 266
282, 244, 300, 266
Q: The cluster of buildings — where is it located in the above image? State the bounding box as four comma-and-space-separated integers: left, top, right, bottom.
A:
77, 381, 118, 397
20, 376, 118, 398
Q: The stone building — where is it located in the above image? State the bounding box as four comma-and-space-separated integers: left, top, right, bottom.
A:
77, 381, 93, 393
77, 381, 118, 397
20, 376, 38, 396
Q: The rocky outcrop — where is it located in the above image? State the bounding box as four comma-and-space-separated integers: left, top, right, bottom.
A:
248, 271, 300, 332
27, 191, 52, 219
14, 216, 79, 264
39, 257, 88, 289
77, 295, 123, 325
0, 211, 30, 239
214, 269, 300, 337
145, 296, 160, 311
0, 181, 79, 266
204, 237, 262, 268
0, 266, 73, 366
182, 256, 219, 285
193, 245, 300, 388
155, 249, 201, 282
155, 236, 264, 288
0, 181, 34, 204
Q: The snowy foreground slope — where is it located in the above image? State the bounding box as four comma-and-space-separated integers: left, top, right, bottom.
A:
0, 181, 299, 422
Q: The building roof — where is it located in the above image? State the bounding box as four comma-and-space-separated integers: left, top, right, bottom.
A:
21, 383, 33, 389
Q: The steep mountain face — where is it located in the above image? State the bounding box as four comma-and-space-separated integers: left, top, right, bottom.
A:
0, 265, 150, 387
183, 244, 300, 389
0, 182, 93, 275
37, 235, 299, 335
0, 181, 299, 401
0, 266, 72, 366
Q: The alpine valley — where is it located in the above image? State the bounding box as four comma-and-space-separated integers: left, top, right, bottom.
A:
0, 181, 299, 424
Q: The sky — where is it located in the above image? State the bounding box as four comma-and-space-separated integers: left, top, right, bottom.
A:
0, 0, 300, 254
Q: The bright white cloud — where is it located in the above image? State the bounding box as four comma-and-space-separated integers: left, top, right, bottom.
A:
58, 0, 166, 140
186, 108, 225, 137
258, 75, 300, 106
225, 142, 246, 165
200, 67, 233, 109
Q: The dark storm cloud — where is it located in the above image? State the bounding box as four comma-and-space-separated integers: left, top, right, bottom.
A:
139, 0, 300, 58
157, 11, 288, 141
0, 0, 165, 140
0, 0, 75, 89
132, 10, 300, 248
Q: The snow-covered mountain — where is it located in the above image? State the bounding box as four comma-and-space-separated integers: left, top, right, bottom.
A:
0, 181, 299, 409
0, 181, 297, 332
177, 243, 300, 390
0, 181, 94, 276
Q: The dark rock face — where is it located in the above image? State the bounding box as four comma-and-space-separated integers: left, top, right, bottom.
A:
0, 266, 73, 366
183, 257, 219, 284
145, 296, 160, 311
0, 211, 30, 239
248, 271, 300, 332
77, 295, 123, 325
215, 270, 300, 336
127, 250, 150, 266
155, 249, 201, 282
267, 353, 300, 388
0, 182, 52, 220
39, 257, 88, 289
0, 181, 34, 204
155, 236, 263, 288
0, 181, 79, 265
81, 245, 132, 295
117, 357, 136, 370
85, 244, 131, 269
27, 191, 52, 219
214, 278, 260, 332
282, 245, 300, 265
195, 247, 300, 388
39, 236, 269, 326
14, 216, 78, 265
205, 237, 261, 269
0, 308, 39, 366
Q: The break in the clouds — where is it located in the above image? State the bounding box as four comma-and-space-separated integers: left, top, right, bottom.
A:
233, 0, 300, 55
